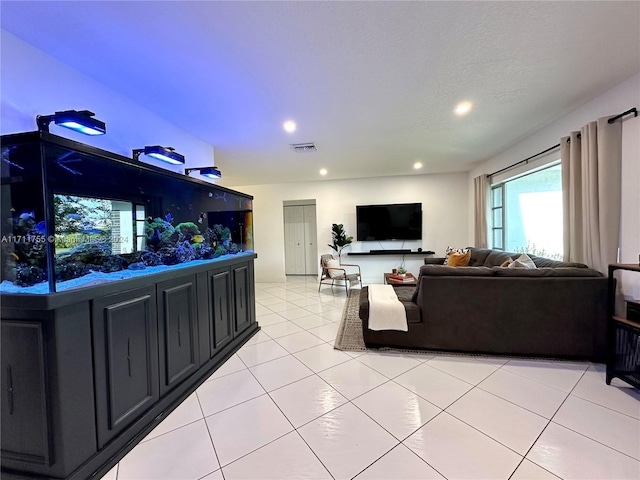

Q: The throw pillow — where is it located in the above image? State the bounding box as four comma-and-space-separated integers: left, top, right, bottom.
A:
446, 250, 471, 267
507, 253, 537, 269
500, 258, 513, 268
325, 259, 343, 278
443, 246, 469, 264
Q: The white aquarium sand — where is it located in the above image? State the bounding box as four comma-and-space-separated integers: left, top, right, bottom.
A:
0, 251, 255, 295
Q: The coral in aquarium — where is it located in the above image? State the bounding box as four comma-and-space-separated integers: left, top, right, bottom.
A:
15, 264, 47, 287
3, 208, 246, 288
145, 217, 176, 249
175, 222, 201, 238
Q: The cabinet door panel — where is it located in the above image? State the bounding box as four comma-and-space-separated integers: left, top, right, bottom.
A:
1, 321, 50, 465
93, 287, 158, 448
158, 277, 198, 396
234, 265, 250, 335
209, 269, 233, 356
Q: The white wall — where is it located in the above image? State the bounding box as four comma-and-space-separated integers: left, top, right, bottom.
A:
233, 173, 468, 283
0, 30, 216, 174
469, 73, 640, 298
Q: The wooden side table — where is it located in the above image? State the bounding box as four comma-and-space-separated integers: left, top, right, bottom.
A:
384, 272, 418, 285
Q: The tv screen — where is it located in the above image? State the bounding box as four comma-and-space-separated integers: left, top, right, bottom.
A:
356, 203, 422, 241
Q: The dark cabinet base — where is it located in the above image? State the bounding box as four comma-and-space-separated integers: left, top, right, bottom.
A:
73, 322, 259, 480
1, 256, 258, 480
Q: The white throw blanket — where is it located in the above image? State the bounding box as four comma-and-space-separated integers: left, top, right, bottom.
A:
367, 284, 408, 331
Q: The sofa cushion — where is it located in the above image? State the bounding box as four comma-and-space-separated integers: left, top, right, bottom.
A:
444, 246, 469, 264
469, 248, 590, 269
419, 265, 495, 276
528, 254, 589, 269
446, 250, 471, 267
468, 248, 493, 267
492, 267, 603, 277
483, 250, 519, 267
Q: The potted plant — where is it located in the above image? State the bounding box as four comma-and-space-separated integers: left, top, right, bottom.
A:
396, 266, 407, 276
328, 223, 353, 263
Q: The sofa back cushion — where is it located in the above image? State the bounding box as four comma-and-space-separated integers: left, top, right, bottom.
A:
419, 265, 495, 276
469, 248, 589, 269
492, 267, 603, 277
528, 254, 589, 269
468, 248, 492, 266
483, 249, 519, 267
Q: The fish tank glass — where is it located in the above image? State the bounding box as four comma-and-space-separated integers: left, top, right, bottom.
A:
1, 131, 254, 294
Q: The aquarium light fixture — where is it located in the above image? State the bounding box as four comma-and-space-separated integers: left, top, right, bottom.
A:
36, 110, 106, 136
185, 166, 222, 179
132, 146, 185, 165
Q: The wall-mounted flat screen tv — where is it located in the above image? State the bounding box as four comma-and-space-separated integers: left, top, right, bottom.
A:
356, 203, 422, 241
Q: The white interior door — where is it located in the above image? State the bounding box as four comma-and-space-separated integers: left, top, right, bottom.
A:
303, 205, 318, 275
284, 203, 318, 275
284, 206, 306, 274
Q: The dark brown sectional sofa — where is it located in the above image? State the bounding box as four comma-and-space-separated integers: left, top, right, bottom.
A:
359, 248, 608, 361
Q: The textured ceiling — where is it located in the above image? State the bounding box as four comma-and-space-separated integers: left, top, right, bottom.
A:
2, 1, 639, 186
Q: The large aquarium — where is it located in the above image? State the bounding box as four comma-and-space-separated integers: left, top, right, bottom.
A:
0, 131, 254, 294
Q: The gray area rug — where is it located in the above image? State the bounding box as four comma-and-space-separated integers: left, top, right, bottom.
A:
333, 289, 368, 352
333, 289, 588, 361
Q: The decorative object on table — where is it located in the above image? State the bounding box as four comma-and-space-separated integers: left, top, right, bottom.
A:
387, 273, 416, 283
328, 223, 353, 262
396, 266, 407, 276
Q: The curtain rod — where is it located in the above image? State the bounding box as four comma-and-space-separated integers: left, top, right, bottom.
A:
487, 106, 637, 177
607, 107, 637, 124
487, 143, 560, 178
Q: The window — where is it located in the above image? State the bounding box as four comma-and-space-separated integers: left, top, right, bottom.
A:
490, 163, 563, 260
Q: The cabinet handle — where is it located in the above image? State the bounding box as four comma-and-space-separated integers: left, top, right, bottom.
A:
219, 301, 223, 322
6, 365, 13, 415
240, 288, 243, 309
127, 337, 133, 377
177, 315, 182, 347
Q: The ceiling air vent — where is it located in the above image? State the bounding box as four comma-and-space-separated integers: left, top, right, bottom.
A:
290, 142, 317, 152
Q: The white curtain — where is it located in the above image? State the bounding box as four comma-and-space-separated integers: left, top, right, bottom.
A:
561, 116, 622, 273
474, 174, 489, 248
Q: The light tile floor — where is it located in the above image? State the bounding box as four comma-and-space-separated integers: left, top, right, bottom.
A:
101, 276, 640, 480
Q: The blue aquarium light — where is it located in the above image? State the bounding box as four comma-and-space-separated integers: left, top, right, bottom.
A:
185, 166, 222, 179
133, 146, 185, 165
36, 110, 106, 136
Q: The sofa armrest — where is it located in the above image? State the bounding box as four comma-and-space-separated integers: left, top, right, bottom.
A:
424, 257, 446, 265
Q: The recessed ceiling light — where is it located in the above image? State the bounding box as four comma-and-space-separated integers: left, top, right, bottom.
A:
454, 102, 472, 116
414, 162, 423, 170
319, 168, 327, 176
283, 120, 296, 133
